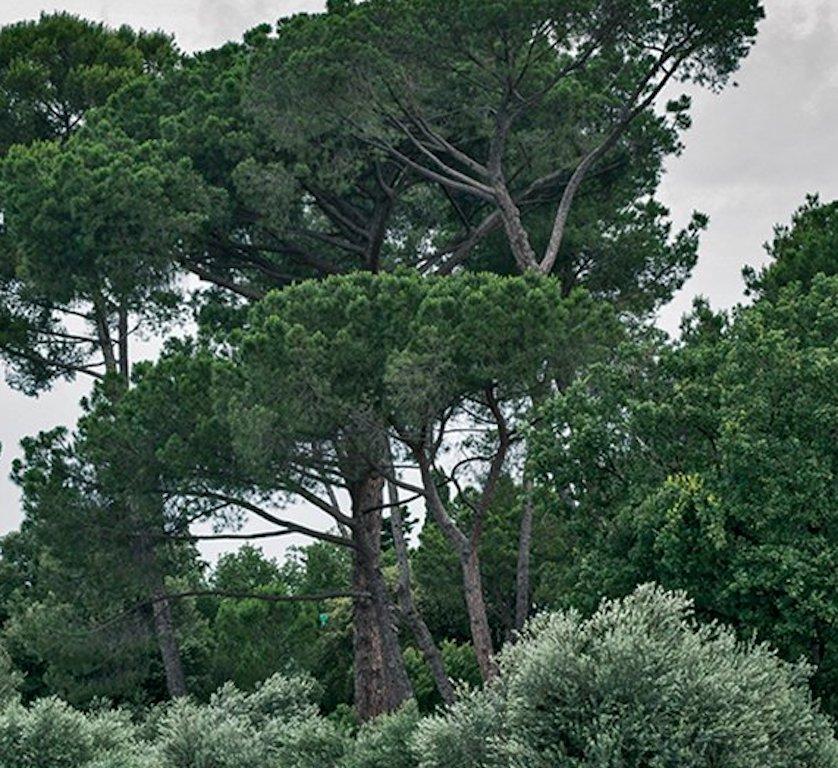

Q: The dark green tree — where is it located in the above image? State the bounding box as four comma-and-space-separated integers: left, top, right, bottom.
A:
745, 195, 838, 298
531, 274, 838, 713
0, 12, 175, 154
4, 422, 210, 705
257, 0, 759, 280
0, 123, 213, 393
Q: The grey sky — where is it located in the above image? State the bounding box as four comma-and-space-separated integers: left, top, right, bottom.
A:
1, 0, 837, 558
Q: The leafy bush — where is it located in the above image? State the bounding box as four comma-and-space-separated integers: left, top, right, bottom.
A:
0, 645, 21, 706
344, 702, 421, 768
153, 673, 346, 768
0, 697, 141, 768
416, 585, 838, 768
0, 592, 835, 768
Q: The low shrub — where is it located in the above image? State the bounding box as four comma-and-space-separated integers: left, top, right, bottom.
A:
1, 587, 835, 768
416, 585, 838, 767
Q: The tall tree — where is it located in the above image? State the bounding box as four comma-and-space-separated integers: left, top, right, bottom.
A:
261, 0, 760, 279
530, 273, 838, 714
0, 12, 175, 154
0, 123, 211, 392
6, 423, 208, 704
0, 16, 201, 698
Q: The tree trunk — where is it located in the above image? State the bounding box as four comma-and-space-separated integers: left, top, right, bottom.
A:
350, 473, 414, 721
150, 583, 187, 698
134, 526, 188, 699
514, 476, 535, 631
494, 184, 540, 273
416, 455, 498, 682
386, 475, 455, 704
461, 546, 498, 680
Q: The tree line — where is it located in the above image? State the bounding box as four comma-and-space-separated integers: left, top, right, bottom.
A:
0, 0, 834, 731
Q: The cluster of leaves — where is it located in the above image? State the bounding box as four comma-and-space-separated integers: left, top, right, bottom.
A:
530, 269, 838, 711
416, 585, 838, 767
0, 586, 835, 768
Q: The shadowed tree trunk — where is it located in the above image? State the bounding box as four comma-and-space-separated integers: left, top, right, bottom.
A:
514, 476, 535, 631
134, 527, 187, 699
350, 472, 414, 721
150, 583, 187, 697
461, 546, 498, 680
385, 471, 455, 704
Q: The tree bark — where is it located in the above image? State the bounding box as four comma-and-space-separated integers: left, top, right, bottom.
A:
134, 525, 188, 699
386, 473, 455, 704
461, 546, 498, 680
514, 476, 535, 631
150, 583, 187, 698
350, 472, 414, 721
494, 184, 540, 273
416, 454, 499, 681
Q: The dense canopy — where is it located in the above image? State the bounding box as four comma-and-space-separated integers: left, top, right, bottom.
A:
0, 3, 836, 762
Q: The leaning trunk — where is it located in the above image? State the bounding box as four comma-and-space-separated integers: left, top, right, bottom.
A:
514, 476, 535, 631
150, 583, 187, 698
134, 525, 187, 699
387, 475, 455, 704
494, 184, 539, 273
461, 546, 498, 680
350, 473, 414, 721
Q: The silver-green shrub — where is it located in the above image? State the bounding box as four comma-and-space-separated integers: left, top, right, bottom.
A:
343, 702, 422, 768
0, 697, 142, 768
153, 673, 346, 768
415, 585, 838, 768
0, 591, 835, 768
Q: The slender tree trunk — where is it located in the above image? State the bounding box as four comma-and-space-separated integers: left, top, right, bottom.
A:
117, 303, 130, 385
461, 546, 498, 680
350, 473, 414, 721
150, 583, 187, 698
417, 455, 498, 681
514, 476, 535, 631
386, 474, 455, 704
135, 527, 188, 699
493, 184, 540, 273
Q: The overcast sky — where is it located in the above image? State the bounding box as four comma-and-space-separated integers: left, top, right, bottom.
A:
1, 0, 837, 557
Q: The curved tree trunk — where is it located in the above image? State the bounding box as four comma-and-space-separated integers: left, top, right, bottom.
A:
461, 546, 498, 680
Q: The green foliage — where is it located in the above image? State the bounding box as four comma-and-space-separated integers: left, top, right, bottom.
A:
0, 698, 142, 768
229, 271, 615, 486
531, 275, 838, 714
0, 124, 214, 393
154, 674, 345, 768
415, 585, 838, 768
0, 1, 834, 746
255, 0, 759, 300
746, 195, 838, 298
4, 592, 832, 767
203, 545, 353, 710
344, 702, 421, 768
404, 641, 480, 713
0, 12, 176, 154
3, 391, 219, 705
0, 644, 21, 706
1, 127, 208, 309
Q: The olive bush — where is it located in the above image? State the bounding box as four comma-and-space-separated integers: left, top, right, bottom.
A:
0, 697, 143, 768
416, 585, 838, 768
0, 591, 835, 768
152, 673, 346, 768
